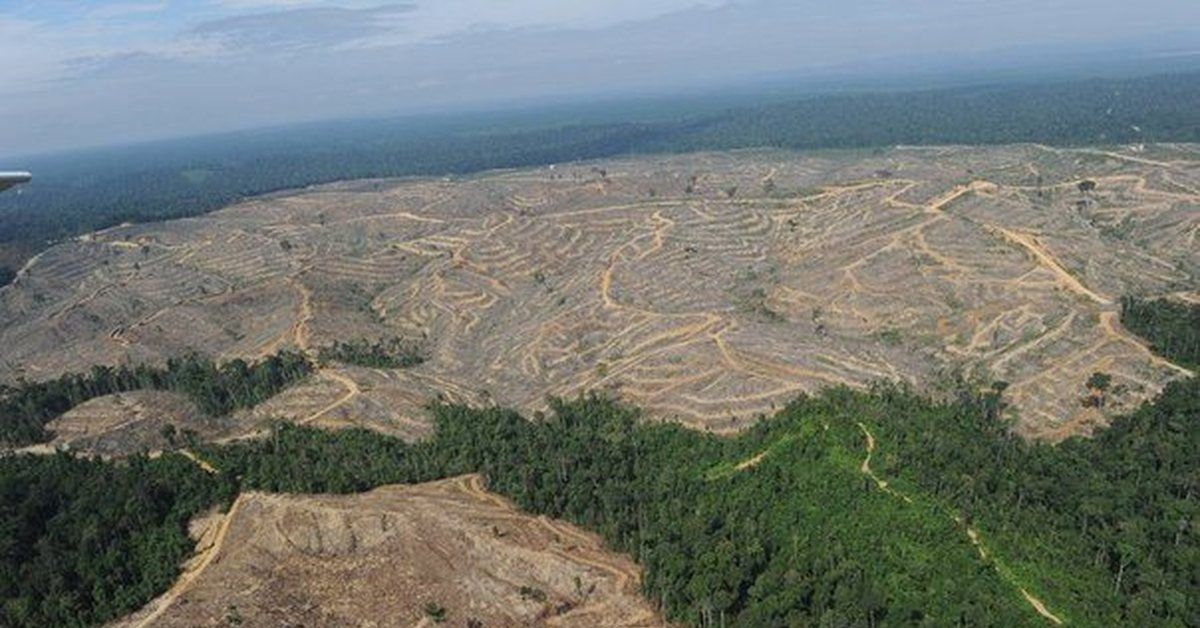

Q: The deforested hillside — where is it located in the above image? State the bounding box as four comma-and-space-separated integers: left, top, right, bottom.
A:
1, 145, 1198, 628
113, 476, 665, 628
3, 71, 1198, 276
2, 145, 1196, 446
4, 374, 1197, 627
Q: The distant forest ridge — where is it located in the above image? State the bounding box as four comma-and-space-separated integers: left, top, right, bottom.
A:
1, 70, 1198, 274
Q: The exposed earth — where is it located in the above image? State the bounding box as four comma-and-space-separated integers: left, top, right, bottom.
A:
2, 144, 1198, 452
112, 475, 666, 627
3, 144, 1198, 627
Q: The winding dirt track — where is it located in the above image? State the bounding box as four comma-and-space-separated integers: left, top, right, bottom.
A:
6, 145, 1199, 623
985, 226, 1112, 305
8, 145, 1191, 626
298, 369, 361, 425
856, 423, 1063, 625
6, 146, 1195, 443
127, 493, 248, 628
178, 449, 218, 474
733, 450, 768, 471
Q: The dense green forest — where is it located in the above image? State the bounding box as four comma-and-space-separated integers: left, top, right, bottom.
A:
1, 297, 1196, 626
1121, 296, 1200, 370
0, 351, 311, 447
204, 379, 1198, 627
2, 71, 1198, 279
0, 453, 233, 627
2, 377, 1196, 626
318, 337, 425, 369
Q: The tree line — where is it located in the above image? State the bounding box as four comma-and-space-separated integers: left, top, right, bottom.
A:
1121, 296, 1200, 370
0, 296, 1196, 626
3, 375, 1195, 626
4, 71, 1200, 283
0, 452, 233, 626
318, 337, 425, 369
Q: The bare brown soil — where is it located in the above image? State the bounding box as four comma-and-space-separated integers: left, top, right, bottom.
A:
2, 145, 1197, 446
14, 390, 229, 457
112, 475, 667, 628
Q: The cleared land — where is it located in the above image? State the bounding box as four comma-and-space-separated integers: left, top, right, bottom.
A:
16, 390, 218, 457
2, 145, 1198, 448
113, 475, 666, 628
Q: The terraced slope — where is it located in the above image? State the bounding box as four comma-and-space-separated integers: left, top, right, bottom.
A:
113, 475, 666, 628
2, 145, 1197, 441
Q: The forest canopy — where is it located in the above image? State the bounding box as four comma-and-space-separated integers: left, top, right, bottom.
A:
0, 289, 1196, 626
2, 371, 1196, 627
317, 337, 425, 370
1120, 296, 1200, 370
2, 71, 1199, 278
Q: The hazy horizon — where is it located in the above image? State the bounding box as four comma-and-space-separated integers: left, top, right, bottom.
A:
2, 0, 1199, 157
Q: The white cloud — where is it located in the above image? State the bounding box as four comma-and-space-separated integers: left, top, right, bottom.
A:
1, 0, 1198, 155
189, 3, 415, 53
87, 2, 169, 20
0, 15, 76, 94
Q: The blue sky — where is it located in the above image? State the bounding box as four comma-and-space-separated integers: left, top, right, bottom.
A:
1, 0, 1198, 156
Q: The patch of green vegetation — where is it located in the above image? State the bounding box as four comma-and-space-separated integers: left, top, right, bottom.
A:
345, 283, 376, 317
4, 294, 1200, 627
423, 602, 447, 623
4, 370, 1198, 627
1121, 296, 1200, 370
518, 585, 547, 603
0, 452, 234, 627
224, 604, 243, 626
1018, 325, 1042, 344
318, 337, 424, 369
741, 287, 786, 322
875, 327, 904, 346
